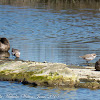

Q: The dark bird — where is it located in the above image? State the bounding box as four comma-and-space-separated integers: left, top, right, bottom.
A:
12, 48, 20, 58
21, 78, 29, 85
0, 38, 10, 52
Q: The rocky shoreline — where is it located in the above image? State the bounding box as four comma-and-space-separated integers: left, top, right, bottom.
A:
0, 59, 100, 89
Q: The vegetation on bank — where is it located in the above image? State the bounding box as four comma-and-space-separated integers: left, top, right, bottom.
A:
0, 0, 99, 10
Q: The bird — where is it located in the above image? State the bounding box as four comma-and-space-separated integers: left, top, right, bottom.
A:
21, 78, 29, 85
0, 38, 10, 52
12, 48, 20, 58
79, 53, 96, 63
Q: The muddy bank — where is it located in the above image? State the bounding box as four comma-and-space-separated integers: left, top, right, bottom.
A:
0, 59, 100, 89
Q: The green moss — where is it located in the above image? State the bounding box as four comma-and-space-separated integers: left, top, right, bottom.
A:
37, 70, 44, 74
25, 70, 44, 74
0, 71, 14, 81
49, 72, 59, 76
0, 71, 47, 83
54, 72, 59, 76
0, 70, 12, 75
0, 70, 76, 86
1, 59, 100, 89
49, 72, 53, 76
0, 70, 76, 87
1, 70, 100, 89
47, 75, 63, 81
30, 76, 47, 81
13, 73, 25, 80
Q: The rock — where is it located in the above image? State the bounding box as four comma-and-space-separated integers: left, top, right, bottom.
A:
95, 59, 100, 71
0, 59, 77, 87
0, 38, 10, 52
0, 59, 100, 89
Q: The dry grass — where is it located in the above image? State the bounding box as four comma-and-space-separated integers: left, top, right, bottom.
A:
0, 0, 99, 10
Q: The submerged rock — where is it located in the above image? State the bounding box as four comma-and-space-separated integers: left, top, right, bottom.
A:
95, 59, 100, 71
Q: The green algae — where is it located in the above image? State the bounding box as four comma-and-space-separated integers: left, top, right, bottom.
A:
0, 70, 76, 87
0, 69, 100, 89
0, 59, 100, 89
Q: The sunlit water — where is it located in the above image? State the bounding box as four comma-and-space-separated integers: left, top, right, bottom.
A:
0, 4, 100, 65
0, 81, 100, 100
0, 2, 100, 100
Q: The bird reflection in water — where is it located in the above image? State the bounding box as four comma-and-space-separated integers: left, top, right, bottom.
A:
0, 52, 10, 59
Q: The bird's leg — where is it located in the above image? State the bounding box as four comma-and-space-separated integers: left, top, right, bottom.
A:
86, 61, 90, 66
86, 61, 88, 64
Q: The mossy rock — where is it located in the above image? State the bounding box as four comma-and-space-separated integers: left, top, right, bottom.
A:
0, 59, 99, 89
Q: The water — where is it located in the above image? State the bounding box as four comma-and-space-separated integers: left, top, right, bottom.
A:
0, 81, 100, 100
0, 0, 100, 100
0, 1, 100, 65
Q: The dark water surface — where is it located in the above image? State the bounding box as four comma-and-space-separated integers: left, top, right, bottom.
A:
0, 81, 100, 100
0, 0, 100, 65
